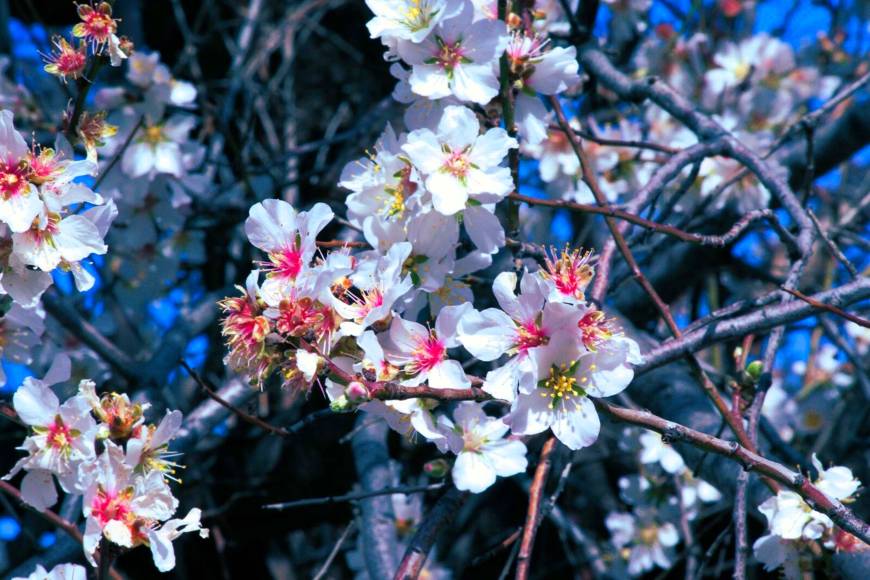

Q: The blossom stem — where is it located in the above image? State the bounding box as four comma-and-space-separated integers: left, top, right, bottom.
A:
780, 286, 870, 329
64, 55, 104, 142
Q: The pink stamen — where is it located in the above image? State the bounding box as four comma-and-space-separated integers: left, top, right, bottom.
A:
410, 332, 446, 374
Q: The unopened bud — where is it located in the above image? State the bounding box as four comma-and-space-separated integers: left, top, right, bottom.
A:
423, 458, 450, 479
345, 381, 370, 402
746, 360, 763, 381
329, 395, 352, 413
118, 36, 135, 56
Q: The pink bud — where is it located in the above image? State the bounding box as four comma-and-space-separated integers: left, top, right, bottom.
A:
345, 381, 369, 402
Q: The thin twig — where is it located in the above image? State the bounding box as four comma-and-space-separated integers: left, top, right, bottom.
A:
312, 521, 357, 580
179, 360, 293, 437
780, 287, 870, 329
263, 483, 445, 511
515, 436, 557, 580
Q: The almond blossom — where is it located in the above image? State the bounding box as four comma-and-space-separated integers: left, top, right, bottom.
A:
244, 199, 334, 300
506, 33, 580, 144
383, 302, 472, 388
606, 509, 680, 576
437, 401, 528, 493
396, 3, 508, 104
505, 304, 641, 450
457, 270, 554, 400
402, 105, 517, 215
0, 110, 44, 233
4, 363, 97, 510
366, 0, 464, 43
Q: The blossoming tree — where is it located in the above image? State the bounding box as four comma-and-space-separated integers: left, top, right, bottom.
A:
0, 1, 868, 579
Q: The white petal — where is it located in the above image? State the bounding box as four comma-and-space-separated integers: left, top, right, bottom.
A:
453, 451, 497, 493
484, 439, 528, 478
20, 470, 58, 510
463, 205, 504, 254
550, 397, 600, 450
457, 307, 515, 361
428, 359, 470, 389
13, 378, 58, 426
436, 105, 480, 150
245, 199, 297, 252
505, 390, 553, 436
427, 172, 468, 215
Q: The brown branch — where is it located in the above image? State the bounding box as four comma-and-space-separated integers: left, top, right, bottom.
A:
369, 383, 493, 402
316, 239, 367, 248
394, 486, 468, 580
639, 277, 870, 372
807, 209, 859, 278
549, 96, 758, 459
550, 123, 680, 154
780, 287, 870, 329
313, 521, 357, 580
515, 436, 557, 580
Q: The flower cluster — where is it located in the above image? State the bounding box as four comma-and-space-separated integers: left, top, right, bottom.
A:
3, 359, 206, 572
217, 0, 640, 495
43, 2, 131, 84
0, 110, 111, 308
603, 427, 721, 576
753, 455, 863, 578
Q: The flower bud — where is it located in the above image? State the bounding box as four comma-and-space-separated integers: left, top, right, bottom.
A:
423, 459, 450, 479
746, 360, 764, 381
345, 381, 370, 402
329, 395, 352, 413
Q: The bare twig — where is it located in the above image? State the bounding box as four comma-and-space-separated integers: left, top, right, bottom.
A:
515, 436, 557, 580
780, 287, 870, 329
313, 521, 357, 580
263, 483, 444, 511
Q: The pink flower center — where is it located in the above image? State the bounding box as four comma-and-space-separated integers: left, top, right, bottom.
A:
578, 309, 615, 351
543, 248, 595, 301
410, 332, 446, 374
514, 321, 548, 355
46, 416, 73, 450
442, 148, 470, 179
76, 5, 117, 44
91, 487, 133, 526
54, 48, 87, 76
266, 243, 304, 281
26, 213, 61, 246
0, 160, 30, 200
220, 296, 270, 357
